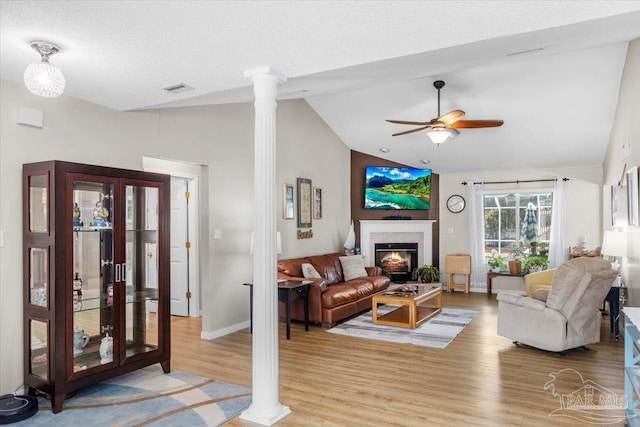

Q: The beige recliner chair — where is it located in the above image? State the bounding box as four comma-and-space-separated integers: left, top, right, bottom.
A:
497, 257, 616, 353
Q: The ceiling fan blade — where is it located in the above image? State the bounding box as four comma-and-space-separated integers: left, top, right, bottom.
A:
450, 120, 504, 129
438, 110, 465, 125
392, 125, 430, 137
386, 119, 430, 126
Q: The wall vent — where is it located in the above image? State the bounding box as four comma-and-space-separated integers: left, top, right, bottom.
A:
163, 83, 194, 94
506, 47, 544, 57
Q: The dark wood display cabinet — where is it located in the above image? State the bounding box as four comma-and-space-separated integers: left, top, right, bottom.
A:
23, 161, 170, 413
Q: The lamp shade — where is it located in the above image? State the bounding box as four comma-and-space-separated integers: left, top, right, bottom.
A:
250, 231, 282, 255
24, 61, 65, 98
427, 127, 457, 144
276, 231, 282, 255
628, 230, 640, 258
343, 220, 355, 252
601, 230, 629, 258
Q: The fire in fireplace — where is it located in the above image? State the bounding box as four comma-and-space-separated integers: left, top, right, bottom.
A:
374, 243, 418, 283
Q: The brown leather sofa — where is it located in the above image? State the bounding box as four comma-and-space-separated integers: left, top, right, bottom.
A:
278, 252, 391, 328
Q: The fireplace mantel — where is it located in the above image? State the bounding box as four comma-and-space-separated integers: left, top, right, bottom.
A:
359, 220, 436, 268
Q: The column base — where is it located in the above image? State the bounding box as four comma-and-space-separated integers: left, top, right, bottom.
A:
240, 403, 291, 426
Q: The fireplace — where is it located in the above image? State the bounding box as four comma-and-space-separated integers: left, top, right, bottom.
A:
359, 220, 435, 270
374, 243, 418, 283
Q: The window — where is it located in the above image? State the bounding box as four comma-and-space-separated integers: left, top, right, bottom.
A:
483, 192, 553, 258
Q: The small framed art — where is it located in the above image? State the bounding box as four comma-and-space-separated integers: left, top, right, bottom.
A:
297, 178, 312, 228
313, 187, 322, 220
613, 183, 628, 227
283, 183, 294, 220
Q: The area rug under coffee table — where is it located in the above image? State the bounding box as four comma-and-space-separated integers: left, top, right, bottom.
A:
13, 366, 251, 426
327, 306, 479, 348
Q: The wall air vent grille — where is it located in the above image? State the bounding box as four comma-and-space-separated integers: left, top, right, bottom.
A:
163, 83, 194, 94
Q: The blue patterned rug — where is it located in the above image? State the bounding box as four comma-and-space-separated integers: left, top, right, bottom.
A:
327, 307, 479, 348
14, 366, 251, 426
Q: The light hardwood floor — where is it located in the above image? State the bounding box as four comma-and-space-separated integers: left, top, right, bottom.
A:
171, 292, 626, 426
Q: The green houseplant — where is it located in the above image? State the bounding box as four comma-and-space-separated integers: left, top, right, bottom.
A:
487, 250, 507, 272
522, 256, 549, 274
508, 245, 524, 274
411, 265, 440, 283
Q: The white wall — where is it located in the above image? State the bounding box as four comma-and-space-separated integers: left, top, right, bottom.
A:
603, 38, 640, 305
0, 79, 350, 393
438, 166, 603, 292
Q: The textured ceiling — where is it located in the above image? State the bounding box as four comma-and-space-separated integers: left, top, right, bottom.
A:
1, 1, 640, 173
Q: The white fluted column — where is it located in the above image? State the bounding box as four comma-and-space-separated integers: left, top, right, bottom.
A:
240, 66, 289, 426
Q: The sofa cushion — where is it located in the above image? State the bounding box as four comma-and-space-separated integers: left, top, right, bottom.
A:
365, 275, 391, 292
532, 288, 550, 302
339, 255, 368, 281
321, 283, 362, 308
301, 263, 322, 279
546, 257, 611, 311
277, 257, 308, 278
546, 264, 586, 310
309, 253, 344, 284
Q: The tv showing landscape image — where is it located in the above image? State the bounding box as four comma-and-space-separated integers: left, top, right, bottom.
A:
365, 166, 431, 210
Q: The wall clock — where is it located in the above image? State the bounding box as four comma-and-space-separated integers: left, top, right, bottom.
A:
446, 195, 466, 213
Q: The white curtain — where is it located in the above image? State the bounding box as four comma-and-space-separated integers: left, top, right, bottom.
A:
548, 178, 567, 268
466, 182, 485, 287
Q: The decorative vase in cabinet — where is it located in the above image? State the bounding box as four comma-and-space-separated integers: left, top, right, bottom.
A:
23, 160, 171, 413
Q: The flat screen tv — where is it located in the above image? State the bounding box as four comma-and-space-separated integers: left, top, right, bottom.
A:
365, 166, 431, 210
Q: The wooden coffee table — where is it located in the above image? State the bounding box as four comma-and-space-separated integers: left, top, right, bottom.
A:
372, 285, 442, 329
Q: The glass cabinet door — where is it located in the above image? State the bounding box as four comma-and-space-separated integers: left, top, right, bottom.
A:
28, 174, 48, 234
71, 180, 115, 371
124, 183, 160, 359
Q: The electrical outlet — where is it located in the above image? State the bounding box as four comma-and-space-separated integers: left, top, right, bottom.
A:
214, 229, 222, 239
448, 227, 454, 234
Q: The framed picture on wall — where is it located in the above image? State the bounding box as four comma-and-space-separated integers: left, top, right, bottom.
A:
313, 187, 322, 220
283, 183, 294, 220
297, 177, 312, 228
613, 184, 628, 226
628, 166, 639, 227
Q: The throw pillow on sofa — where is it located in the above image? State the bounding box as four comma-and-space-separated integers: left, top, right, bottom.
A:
339, 255, 368, 281
301, 263, 322, 279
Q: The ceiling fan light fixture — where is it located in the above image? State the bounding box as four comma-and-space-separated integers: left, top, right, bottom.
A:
426, 127, 455, 144
24, 41, 65, 98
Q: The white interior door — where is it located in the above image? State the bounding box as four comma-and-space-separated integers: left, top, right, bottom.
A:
170, 177, 190, 316
142, 157, 200, 318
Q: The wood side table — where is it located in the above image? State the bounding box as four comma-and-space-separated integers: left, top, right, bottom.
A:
606, 283, 627, 340
486, 271, 525, 296
243, 280, 311, 339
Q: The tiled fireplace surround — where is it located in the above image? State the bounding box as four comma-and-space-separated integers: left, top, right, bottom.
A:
359, 220, 436, 268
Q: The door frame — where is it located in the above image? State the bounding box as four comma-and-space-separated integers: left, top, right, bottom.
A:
143, 158, 201, 317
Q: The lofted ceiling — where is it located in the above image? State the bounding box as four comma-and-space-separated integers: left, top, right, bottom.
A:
1, 1, 640, 174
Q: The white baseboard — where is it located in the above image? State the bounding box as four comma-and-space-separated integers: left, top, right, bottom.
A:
200, 320, 250, 340
444, 285, 488, 293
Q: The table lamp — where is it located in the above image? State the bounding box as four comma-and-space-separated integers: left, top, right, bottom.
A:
250, 231, 282, 255
601, 230, 630, 271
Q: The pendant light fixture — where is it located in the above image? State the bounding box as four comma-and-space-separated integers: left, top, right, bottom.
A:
426, 126, 456, 144
24, 41, 65, 98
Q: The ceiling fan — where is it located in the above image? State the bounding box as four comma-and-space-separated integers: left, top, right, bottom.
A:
386, 80, 504, 144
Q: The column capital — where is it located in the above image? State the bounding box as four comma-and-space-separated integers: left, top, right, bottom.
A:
244, 66, 288, 83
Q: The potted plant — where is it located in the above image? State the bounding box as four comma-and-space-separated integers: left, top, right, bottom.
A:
487, 250, 507, 272
508, 245, 524, 274
522, 256, 550, 274
411, 265, 440, 283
